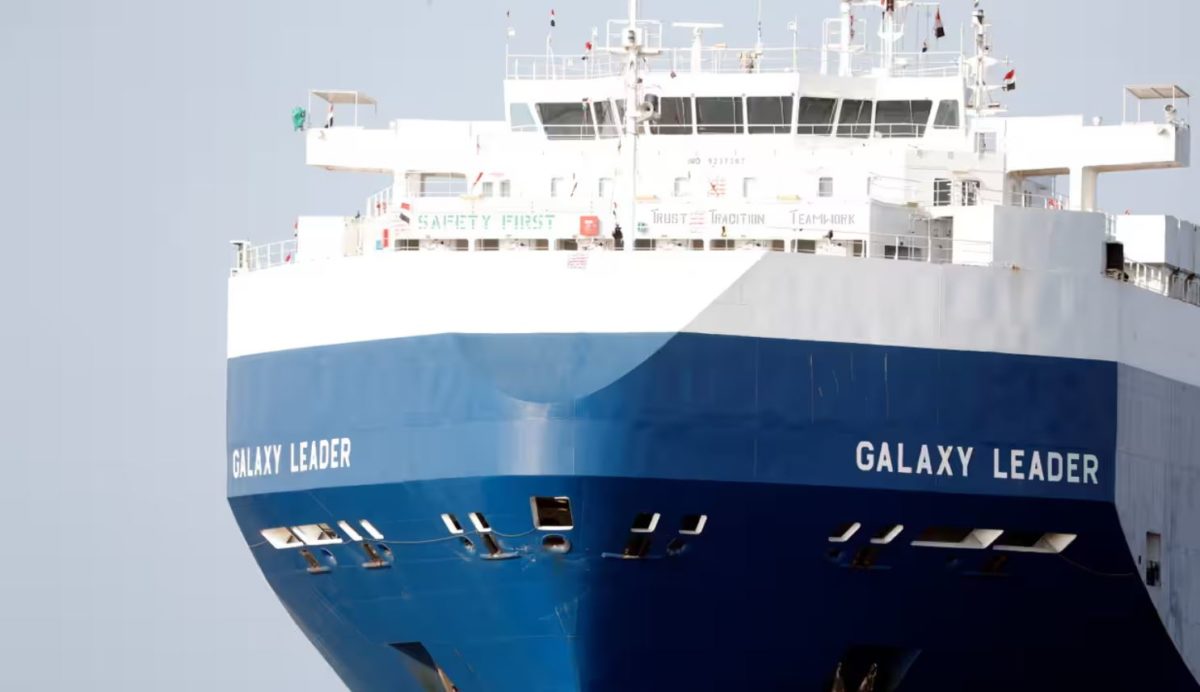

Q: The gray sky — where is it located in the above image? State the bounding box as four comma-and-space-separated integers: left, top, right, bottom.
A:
0, 0, 1195, 689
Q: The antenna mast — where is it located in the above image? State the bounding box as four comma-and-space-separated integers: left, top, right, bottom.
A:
755, 0, 764, 55
878, 0, 909, 76
618, 0, 654, 250
968, 4, 996, 114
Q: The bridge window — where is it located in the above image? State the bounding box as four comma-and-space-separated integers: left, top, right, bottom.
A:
696, 96, 744, 134
875, 100, 932, 138
933, 100, 960, 129
819, 177, 834, 198
797, 97, 837, 135
836, 99, 873, 139
885, 244, 923, 261
598, 177, 614, 198
748, 95, 794, 134
537, 102, 596, 140
594, 100, 621, 138
961, 179, 981, 206
550, 177, 566, 198
650, 96, 693, 135
674, 177, 690, 197
499, 180, 512, 197
419, 173, 467, 198
933, 178, 952, 206
509, 103, 538, 133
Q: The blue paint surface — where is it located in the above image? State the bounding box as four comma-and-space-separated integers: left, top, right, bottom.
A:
230, 476, 1193, 692
228, 333, 1118, 501
227, 333, 1185, 690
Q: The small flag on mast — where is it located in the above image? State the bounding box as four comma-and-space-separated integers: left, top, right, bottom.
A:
549, 9, 556, 27
1003, 68, 1017, 91
935, 9, 946, 38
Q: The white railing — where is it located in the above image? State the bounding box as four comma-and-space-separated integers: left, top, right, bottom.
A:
233, 239, 297, 274
869, 175, 1070, 211
365, 185, 394, 217
1124, 261, 1200, 306
1011, 190, 1071, 211
232, 226, 990, 275
506, 46, 960, 80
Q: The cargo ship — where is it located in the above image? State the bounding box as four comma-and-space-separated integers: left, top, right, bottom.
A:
227, 2, 1200, 689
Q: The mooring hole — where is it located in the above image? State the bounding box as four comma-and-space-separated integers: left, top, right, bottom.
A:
871, 524, 904, 545
441, 513, 465, 535
469, 512, 492, 533
912, 527, 1002, 549
359, 520, 385, 540
666, 537, 687, 556
631, 512, 660, 533
261, 527, 304, 549
680, 514, 707, 535
542, 534, 571, 554
531, 497, 574, 530
292, 523, 342, 546
337, 520, 363, 542
829, 522, 862, 543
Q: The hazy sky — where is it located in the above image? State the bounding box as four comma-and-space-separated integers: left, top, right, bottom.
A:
1, 0, 1197, 689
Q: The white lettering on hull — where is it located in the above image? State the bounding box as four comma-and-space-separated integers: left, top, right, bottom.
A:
855, 441, 1099, 486
231, 437, 353, 480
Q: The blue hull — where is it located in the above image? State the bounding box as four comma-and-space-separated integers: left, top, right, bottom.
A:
227, 332, 1195, 690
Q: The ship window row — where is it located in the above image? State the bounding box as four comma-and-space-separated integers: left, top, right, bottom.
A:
516, 97, 960, 139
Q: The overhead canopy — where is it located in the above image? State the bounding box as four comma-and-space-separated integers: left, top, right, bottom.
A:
1126, 84, 1190, 100
310, 90, 378, 106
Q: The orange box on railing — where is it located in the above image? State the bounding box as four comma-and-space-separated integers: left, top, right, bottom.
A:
579, 215, 601, 237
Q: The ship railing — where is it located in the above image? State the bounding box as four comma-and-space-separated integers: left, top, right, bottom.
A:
365, 185, 395, 217
232, 238, 297, 274
868, 175, 1003, 209
1122, 260, 1200, 306
506, 47, 960, 80
360, 229, 989, 265
869, 174, 1071, 212
1010, 190, 1071, 211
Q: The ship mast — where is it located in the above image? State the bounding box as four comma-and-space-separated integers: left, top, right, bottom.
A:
620, 0, 647, 250
878, 0, 909, 77
967, 4, 999, 115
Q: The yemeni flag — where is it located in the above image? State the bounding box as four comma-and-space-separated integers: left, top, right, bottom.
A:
935, 9, 946, 38
1003, 68, 1017, 92
549, 9, 556, 27
399, 202, 412, 227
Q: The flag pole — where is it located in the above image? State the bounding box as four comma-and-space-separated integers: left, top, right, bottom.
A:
621, 0, 643, 251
